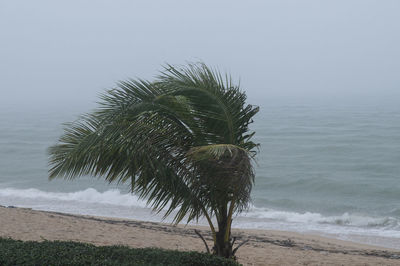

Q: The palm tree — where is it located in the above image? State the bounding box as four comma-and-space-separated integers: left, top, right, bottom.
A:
48, 63, 259, 258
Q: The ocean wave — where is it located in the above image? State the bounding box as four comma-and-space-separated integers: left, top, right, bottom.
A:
244, 206, 400, 229
0, 187, 147, 208
1, 186, 399, 231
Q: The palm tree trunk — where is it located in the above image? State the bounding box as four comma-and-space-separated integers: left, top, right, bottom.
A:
213, 207, 233, 258
214, 220, 233, 258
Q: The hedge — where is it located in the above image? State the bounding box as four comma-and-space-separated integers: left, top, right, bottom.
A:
0, 238, 241, 266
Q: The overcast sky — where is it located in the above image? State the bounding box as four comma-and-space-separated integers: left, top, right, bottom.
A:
1, 0, 399, 109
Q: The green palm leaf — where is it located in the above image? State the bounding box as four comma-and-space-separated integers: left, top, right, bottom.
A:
48, 62, 259, 258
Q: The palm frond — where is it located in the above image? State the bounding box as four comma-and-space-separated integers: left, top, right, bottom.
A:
48, 62, 259, 226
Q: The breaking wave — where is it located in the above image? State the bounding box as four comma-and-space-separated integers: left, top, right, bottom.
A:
1, 186, 399, 235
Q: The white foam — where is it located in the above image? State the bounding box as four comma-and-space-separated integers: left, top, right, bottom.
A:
0, 187, 147, 208
234, 206, 400, 248
1, 186, 400, 248
243, 206, 400, 229
1, 186, 399, 230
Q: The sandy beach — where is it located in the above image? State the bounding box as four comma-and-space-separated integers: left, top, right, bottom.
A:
0, 206, 399, 265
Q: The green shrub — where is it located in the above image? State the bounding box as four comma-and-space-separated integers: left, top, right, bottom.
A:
0, 238, 241, 266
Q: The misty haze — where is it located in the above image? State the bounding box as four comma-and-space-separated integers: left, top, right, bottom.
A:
1, 1, 400, 265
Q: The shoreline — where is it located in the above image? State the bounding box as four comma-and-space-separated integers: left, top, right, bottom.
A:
2, 186, 399, 250
1, 206, 400, 265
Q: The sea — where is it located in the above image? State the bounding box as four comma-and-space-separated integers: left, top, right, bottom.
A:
1, 101, 400, 249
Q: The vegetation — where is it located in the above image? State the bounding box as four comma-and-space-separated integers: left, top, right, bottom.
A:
48, 63, 259, 258
0, 238, 240, 266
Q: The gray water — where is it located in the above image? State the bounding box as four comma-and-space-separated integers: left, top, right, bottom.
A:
1, 103, 400, 249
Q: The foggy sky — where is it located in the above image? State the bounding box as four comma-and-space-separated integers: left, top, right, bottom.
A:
1, 0, 399, 109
